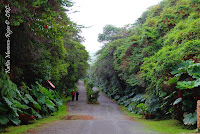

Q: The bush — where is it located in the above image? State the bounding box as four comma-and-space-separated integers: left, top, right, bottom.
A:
0, 69, 62, 132
84, 79, 100, 104
91, 0, 200, 126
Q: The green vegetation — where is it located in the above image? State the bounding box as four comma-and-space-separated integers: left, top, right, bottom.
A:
0, 0, 89, 131
1, 97, 70, 134
1, 0, 200, 132
84, 79, 100, 104
91, 0, 200, 129
122, 106, 195, 134
0, 0, 89, 94
0, 68, 63, 131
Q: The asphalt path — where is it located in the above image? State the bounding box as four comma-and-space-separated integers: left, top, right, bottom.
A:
27, 81, 163, 134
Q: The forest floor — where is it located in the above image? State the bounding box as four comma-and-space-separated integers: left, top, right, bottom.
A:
26, 81, 164, 134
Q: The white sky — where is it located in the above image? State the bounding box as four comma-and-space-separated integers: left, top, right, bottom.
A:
68, 0, 163, 55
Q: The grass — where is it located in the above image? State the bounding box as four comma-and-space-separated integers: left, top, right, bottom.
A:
122, 106, 197, 134
1, 97, 70, 134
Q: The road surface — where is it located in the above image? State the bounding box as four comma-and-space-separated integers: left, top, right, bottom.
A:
27, 81, 163, 134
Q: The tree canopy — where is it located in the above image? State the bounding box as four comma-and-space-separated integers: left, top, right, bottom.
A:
0, 0, 89, 130
0, 0, 89, 92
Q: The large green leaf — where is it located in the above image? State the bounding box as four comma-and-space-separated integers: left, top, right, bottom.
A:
45, 98, 56, 111
25, 94, 41, 110
54, 99, 62, 106
37, 93, 46, 104
13, 100, 29, 109
0, 102, 8, 112
7, 114, 21, 125
37, 84, 54, 100
166, 76, 180, 84
3, 97, 13, 107
3, 97, 19, 116
171, 60, 194, 75
188, 63, 200, 79
183, 112, 197, 125
0, 115, 9, 125
176, 79, 200, 89
173, 98, 182, 105
136, 103, 144, 108
31, 108, 42, 119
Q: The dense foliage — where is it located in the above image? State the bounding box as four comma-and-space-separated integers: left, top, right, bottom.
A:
92, 0, 200, 126
0, 57, 62, 131
84, 79, 100, 104
0, 0, 89, 93
0, 0, 89, 131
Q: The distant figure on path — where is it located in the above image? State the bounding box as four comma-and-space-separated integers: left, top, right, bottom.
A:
72, 90, 75, 101
76, 91, 79, 101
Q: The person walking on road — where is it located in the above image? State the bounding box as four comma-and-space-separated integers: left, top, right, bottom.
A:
76, 91, 79, 101
72, 90, 75, 101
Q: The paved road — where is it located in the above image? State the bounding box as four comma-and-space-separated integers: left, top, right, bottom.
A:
27, 81, 163, 134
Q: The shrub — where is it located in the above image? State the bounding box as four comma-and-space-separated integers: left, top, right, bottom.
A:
0, 69, 62, 131
84, 79, 100, 104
